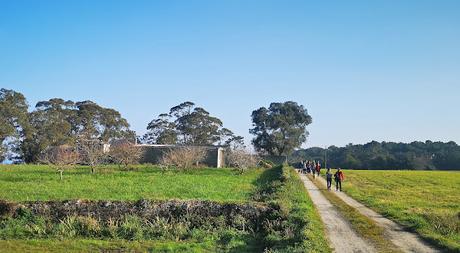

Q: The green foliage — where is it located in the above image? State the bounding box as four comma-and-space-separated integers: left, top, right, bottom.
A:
250, 101, 312, 156
293, 140, 460, 170
343, 170, 460, 252
0, 239, 217, 253
1, 211, 258, 251
21, 98, 134, 163
144, 101, 243, 147
0, 88, 30, 162
254, 166, 331, 252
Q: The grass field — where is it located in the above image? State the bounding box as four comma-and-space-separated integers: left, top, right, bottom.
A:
0, 165, 261, 202
0, 239, 217, 253
0, 165, 330, 252
341, 170, 460, 252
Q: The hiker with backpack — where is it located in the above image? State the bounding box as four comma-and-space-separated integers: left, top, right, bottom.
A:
334, 168, 345, 191
326, 168, 333, 190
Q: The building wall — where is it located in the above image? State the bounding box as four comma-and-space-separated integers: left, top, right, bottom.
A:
138, 145, 224, 168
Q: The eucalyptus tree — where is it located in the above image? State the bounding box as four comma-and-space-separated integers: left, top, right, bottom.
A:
250, 101, 312, 156
0, 88, 30, 162
22, 99, 134, 163
145, 101, 242, 146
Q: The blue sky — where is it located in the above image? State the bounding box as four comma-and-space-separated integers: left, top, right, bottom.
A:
1, 0, 459, 147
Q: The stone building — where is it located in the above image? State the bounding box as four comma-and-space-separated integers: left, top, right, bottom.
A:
137, 144, 226, 168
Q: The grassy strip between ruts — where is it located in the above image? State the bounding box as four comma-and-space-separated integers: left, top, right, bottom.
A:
254, 166, 331, 253
308, 175, 402, 253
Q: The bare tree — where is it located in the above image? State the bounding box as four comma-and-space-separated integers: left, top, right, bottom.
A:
41, 145, 79, 180
109, 141, 144, 170
78, 139, 106, 173
226, 148, 259, 174
161, 146, 207, 170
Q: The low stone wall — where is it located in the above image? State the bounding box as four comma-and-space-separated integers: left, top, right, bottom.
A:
0, 199, 274, 230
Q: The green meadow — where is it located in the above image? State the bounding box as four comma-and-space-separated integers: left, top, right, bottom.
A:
0, 165, 260, 202
0, 165, 329, 252
342, 170, 460, 252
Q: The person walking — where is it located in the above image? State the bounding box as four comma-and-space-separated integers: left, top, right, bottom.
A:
315, 162, 321, 177
334, 168, 345, 191
302, 160, 307, 174
312, 161, 316, 178
326, 168, 333, 190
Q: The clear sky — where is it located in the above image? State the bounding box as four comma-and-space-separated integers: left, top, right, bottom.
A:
1, 0, 459, 148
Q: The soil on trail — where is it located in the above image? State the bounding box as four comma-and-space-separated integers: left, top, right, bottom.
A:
309, 173, 440, 253
299, 173, 376, 253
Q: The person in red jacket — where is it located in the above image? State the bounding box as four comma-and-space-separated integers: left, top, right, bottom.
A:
315, 162, 321, 177
334, 168, 345, 191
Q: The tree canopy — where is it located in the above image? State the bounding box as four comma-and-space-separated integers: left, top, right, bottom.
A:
0, 89, 135, 163
144, 101, 243, 147
0, 89, 30, 161
292, 141, 460, 170
250, 101, 312, 156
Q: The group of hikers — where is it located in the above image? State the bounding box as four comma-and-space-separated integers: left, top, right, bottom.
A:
299, 160, 345, 191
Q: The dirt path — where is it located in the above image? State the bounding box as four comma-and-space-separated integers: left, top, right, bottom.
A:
314, 175, 440, 253
299, 173, 376, 253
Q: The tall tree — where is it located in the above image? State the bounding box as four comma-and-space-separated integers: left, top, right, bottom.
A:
22, 98, 134, 163
250, 101, 312, 156
0, 89, 30, 162
145, 102, 242, 146
21, 99, 77, 163
74, 100, 133, 141
145, 113, 178, 144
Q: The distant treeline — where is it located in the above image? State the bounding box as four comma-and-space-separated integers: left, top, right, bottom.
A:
292, 141, 460, 170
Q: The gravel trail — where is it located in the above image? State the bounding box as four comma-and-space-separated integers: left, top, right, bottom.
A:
299, 173, 376, 253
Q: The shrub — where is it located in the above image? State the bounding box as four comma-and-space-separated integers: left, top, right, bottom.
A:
40, 145, 79, 180
118, 215, 144, 240
109, 142, 144, 170
226, 148, 259, 174
161, 146, 207, 170
77, 138, 106, 173
260, 160, 275, 168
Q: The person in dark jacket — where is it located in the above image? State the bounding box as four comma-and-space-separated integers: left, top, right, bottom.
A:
334, 168, 345, 191
302, 160, 307, 174
326, 168, 333, 190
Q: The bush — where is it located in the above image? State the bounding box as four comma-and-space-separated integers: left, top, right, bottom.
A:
226, 148, 259, 174
40, 145, 79, 180
161, 146, 207, 170
109, 142, 144, 170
